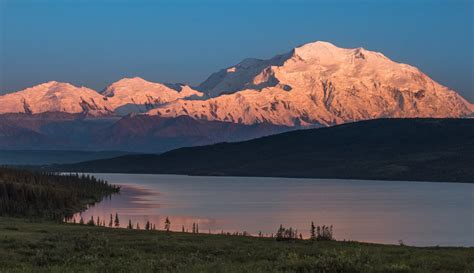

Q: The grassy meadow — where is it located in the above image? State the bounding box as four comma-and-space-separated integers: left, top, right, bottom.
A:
0, 217, 473, 273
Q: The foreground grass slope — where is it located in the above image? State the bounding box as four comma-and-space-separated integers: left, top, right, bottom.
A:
0, 217, 472, 273
58, 118, 474, 182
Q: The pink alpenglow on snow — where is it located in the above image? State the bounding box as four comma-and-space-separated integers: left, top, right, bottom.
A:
149, 41, 474, 126
1, 41, 472, 126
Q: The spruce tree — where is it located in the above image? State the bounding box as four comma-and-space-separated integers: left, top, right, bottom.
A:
276, 224, 284, 241
127, 219, 133, 229
109, 214, 113, 227
87, 216, 95, 226
310, 221, 316, 241
114, 213, 120, 227
164, 217, 171, 232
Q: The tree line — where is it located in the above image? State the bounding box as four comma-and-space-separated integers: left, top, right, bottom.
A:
69, 213, 335, 242
0, 167, 120, 220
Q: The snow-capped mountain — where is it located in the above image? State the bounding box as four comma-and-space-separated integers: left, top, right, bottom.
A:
197, 53, 292, 98
1, 41, 473, 153
149, 41, 474, 126
102, 77, 204, 115
0, 81, 112, 116
0, 78, 203, 116
1, 41, 473, 127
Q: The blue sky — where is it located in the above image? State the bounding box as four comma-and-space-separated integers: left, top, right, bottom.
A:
1, 0, 473, 101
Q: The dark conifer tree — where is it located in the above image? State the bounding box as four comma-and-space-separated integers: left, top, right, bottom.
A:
87, 216, 95, 226
114, 213, 120, 227
310, 221, 316, 241
276, 224, 284, 241
164, 217, 171, 232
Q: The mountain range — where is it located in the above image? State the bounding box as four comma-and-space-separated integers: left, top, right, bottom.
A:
1, 41, 473, 152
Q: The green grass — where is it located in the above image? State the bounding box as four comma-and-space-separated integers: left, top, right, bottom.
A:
0, 217, 472, 273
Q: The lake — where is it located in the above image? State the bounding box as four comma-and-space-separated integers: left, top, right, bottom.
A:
74, 173, 474, 246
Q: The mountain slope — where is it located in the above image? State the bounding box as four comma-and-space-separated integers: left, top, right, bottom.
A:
0, 150, 134, 165
0, 113, 290, 152
94, 115, 291, 152
0, 78, 203, 116
58, 118, 474, 182
102, 77, 204, 115
149, 41, 474, 126
0, 81, 112, 116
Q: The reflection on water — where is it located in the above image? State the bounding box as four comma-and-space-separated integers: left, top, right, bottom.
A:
74, 174, 474, 246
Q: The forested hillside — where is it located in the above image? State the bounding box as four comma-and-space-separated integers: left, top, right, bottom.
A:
0, 168, 119, 220
58, 118, 474, 182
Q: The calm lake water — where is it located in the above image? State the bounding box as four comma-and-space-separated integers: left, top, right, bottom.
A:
75, 173, 474, 247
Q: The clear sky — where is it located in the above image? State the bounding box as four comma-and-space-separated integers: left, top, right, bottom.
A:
0, 0, 473, 102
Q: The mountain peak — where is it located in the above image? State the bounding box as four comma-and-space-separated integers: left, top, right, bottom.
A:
43, 80, 59, 85
292, 41, 350, 61
40, 81, 73, 88
111, 77, 150, 86
100, 77, 204, 115
0, 81, 109, 116
296, 40, 338, 49
122, 76, 147, 82
155, 41, 474, 126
